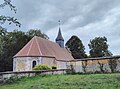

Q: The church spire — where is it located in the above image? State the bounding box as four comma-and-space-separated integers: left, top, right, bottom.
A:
56, 28, 64, 41
55, 20, 64, 48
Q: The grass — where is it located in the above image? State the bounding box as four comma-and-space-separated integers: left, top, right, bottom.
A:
1, 73, 120, 89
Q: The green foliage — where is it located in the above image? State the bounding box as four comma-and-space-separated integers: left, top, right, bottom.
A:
66, 35, 87, 59
0, 0, 16, 12
109, 59, 118, 73
1, 74, 120, 89
0, 0, 21, 27
88, 36, 112, 57
0, 30, 30, 71
0, 26, 7, 54
0, 26, 7, 36
33, 64, 52, 70
27, 29, 49, 39
0, 16, 21, 27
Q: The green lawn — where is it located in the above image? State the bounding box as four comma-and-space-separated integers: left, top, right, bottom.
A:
1, 73, 120, 89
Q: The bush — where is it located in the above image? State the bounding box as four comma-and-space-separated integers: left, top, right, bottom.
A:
33, 64, 51, 70
51, 65, 57, 69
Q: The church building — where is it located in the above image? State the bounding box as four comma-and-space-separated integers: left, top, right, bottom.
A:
13, 28, 74, 71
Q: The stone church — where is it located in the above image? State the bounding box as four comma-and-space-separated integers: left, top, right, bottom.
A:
12, 27, 120, 73
13, 28, 74, 71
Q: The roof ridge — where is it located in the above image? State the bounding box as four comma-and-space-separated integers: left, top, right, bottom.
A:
27, 37, 34, 56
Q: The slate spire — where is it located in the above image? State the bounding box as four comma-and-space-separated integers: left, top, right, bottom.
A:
56, 28, 64, 41
55, 20, 64, 48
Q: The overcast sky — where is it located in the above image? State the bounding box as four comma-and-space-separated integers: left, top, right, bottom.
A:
1, 0, 120, 55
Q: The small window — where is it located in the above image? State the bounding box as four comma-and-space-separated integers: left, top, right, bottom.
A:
32, 61, 36, 68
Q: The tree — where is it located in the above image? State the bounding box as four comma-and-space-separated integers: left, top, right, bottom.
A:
0, 26, 7, 53
0, 30, 29, 71
0, 0, 21, 56
88, 36, 112, 57
0, 0, 21, 28
0, 26, 7, 36
66, 35, 87, 59
27, 29, 49, 39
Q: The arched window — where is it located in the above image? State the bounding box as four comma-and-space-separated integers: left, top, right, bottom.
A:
32, 61, 37, 68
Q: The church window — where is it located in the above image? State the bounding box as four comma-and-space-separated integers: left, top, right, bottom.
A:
32, 61, 37, 68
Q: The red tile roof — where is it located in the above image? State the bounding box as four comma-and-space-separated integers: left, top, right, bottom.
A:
14, 36, 74, 61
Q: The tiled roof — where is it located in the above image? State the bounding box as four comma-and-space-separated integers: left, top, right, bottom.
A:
14, 36, 74, 61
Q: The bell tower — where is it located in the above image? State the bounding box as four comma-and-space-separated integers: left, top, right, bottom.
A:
55, 20, 64, 48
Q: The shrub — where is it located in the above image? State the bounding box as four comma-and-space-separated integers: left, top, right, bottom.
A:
33, 64, 51, 70
51, 65, 57, 69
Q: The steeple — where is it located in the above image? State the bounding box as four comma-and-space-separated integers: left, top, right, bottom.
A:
55, 20, 64, 48
56, 28, 64, 41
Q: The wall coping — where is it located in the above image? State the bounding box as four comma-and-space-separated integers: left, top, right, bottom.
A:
0, 69, 70, 75
70, 55, 120, 62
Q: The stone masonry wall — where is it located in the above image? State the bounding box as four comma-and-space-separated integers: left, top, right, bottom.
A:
67, 58, 120, 73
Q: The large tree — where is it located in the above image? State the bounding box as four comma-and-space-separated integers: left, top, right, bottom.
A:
0, 30, 29, 71
88, 36, 112, 57
66, 35, 87, 59
0, 26, 7, 55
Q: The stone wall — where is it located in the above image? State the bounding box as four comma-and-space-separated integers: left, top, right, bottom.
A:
0, 69, 69, 83
13, 57, 28, 71
57, 61, 67, 69
13, 56, 120, 73
67, 58, 120, 73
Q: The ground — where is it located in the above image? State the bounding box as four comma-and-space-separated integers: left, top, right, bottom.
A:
1, 73, 120, 89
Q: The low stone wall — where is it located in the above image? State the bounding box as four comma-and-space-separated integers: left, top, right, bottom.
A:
67, 57, 120, 73
0, 69, 70, 83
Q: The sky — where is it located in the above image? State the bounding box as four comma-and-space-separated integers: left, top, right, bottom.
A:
1, 0, 120, 55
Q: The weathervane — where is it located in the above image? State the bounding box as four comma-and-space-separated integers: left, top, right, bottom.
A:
58, 20, 61, 27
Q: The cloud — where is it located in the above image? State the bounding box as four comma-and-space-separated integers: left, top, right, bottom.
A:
2, 0, 120, 55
